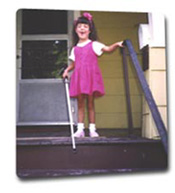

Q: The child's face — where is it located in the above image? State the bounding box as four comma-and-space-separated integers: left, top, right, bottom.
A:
75, 23, 91, 41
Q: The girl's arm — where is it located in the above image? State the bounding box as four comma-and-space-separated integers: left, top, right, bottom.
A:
62, 62, 75, 78
102, 41, 123, 53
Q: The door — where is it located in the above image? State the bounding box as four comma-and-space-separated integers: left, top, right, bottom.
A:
16, 9, 77, 126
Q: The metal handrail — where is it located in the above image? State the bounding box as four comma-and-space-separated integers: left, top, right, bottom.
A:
121, 39, 168, 153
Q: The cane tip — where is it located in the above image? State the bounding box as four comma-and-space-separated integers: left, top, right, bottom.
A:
73, 148, 77, 154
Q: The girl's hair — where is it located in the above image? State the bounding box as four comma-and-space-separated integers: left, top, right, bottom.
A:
72, 15, 98, 46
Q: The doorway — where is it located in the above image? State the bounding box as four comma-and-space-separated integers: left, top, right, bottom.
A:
16, 9, 77, 126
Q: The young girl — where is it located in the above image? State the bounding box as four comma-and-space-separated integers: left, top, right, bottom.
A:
63, 12, 123, 138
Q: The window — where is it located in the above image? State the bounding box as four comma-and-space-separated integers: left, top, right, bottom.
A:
22, 40, 67, 79
22, 9, 67, 34
19, 9, 72, 79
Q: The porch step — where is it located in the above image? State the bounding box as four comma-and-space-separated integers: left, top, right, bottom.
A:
17, 136, 167, 178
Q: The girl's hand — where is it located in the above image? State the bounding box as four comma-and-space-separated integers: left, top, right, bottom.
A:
62, 70, 69, 79
62, 62, 75, 79
116, 41, 124, 47
102, 40, 124, 53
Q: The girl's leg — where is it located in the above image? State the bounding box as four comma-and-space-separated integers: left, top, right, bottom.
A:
87, 95, 95, 123
73, 94, 86, 138
78, 94, 86, 123
87, 95, 99, 137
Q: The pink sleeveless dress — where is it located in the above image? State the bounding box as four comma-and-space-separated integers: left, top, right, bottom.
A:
69, 41, 105, 98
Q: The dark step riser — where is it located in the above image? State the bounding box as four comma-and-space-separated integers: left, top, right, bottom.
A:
17, 143, 167, 176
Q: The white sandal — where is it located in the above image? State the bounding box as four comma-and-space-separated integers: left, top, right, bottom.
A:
73, 129, 85, 138
89, 130, 99, 137
89, 123, 99, 137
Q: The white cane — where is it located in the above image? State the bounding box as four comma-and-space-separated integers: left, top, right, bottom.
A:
64, 77, 76, 151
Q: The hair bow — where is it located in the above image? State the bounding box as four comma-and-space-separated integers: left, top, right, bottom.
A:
83, 12, 93, 21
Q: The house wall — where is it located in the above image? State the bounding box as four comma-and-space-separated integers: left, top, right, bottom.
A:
142, 47, 167, 138
141, 13, 167, 139
81, 11, 148, 129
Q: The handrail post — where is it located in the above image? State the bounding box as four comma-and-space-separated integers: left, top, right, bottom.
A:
123, 39, 168, 153
120, 47, 134, 137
